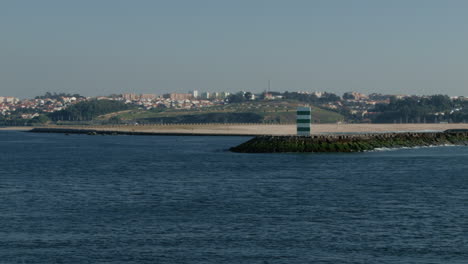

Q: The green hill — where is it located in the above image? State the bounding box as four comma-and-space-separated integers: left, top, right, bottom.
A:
49, 100, 133, 121
106, 101, 344, 124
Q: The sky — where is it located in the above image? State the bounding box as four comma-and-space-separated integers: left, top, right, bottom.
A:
1, 0, 467, 98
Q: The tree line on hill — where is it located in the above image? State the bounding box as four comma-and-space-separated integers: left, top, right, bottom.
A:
226, 91, 341, 104
35, 92, 84, 100
48, 100, 133, 121
370, 95, 468, 123
281, 92, 341, 104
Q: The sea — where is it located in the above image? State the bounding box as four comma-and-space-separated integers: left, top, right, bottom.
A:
0, 130, 467, 264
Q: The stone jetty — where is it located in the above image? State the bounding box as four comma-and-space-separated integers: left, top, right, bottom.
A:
230, 130, 468, 153
27, 127, 257, 136
26, 127, 468, 153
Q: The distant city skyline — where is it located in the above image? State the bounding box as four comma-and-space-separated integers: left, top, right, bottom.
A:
1, 0, 468, 98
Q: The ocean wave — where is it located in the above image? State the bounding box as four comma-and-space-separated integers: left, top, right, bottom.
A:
369, 144, 457, 152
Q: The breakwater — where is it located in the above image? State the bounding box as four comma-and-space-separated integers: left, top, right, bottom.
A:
27, 127, 257, 137
230, 131, 468, 153
26, 127, 468, 153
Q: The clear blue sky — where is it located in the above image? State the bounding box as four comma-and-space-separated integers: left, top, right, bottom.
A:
1, 0, 467, 98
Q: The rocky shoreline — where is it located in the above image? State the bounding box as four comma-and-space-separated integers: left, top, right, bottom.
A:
230, 130, 468, 153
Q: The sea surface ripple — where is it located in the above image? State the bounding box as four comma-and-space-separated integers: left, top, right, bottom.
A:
0, 131, 467, 263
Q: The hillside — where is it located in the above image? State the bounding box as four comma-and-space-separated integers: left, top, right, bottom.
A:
48, 100, 134, 121
103, 100, 344, 124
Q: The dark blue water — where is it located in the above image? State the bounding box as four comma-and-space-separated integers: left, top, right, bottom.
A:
1, 131, 467, 264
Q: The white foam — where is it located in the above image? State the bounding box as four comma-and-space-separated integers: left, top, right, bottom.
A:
369, 144, 457, 152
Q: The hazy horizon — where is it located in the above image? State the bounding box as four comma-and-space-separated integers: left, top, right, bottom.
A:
1, 0, 467, 98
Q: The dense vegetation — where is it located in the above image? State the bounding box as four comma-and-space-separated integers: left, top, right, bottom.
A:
35, 92, 84, 100
0, 109, 49, 126
226, 92, 254, 103
371, 95, 468, 123
281, 92, 340, 104
48, 100, 133, 121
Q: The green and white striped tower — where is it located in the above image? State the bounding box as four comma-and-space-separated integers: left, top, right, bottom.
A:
297, 106, 311, 136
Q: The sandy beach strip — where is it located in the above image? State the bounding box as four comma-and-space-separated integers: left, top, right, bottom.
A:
14, 123, 468, 135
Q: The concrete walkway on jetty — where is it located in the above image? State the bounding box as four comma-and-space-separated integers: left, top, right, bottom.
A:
7, 123, 468, 136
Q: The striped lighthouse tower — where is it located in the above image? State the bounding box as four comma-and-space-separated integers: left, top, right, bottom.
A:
297, 106, 311, 136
